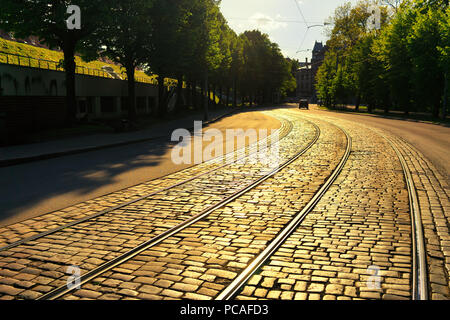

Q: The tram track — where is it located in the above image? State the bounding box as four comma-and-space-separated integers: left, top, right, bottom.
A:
0, 109, 434, 301
371, 131, 429, 300
216, 122, 352, 300
281, 111, 428, 300
311, 113, 429, 300
37, 119, 322, 300
298, 112, 429, 300
0, 114, 292, 253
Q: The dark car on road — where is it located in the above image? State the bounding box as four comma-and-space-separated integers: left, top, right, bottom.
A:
299, 99, 309, 109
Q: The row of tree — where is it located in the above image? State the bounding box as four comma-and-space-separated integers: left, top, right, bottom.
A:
315, 0, 449, 118
0, 0, 296, 123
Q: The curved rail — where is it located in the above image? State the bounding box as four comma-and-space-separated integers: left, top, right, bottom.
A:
382, 135, 428, 300
37, 120, 321, 300
293, 112, 428, 300
216, 123, 352, 300
0, 116, 292, 253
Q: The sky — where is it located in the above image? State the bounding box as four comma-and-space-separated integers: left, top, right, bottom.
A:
220, 0, 360, 62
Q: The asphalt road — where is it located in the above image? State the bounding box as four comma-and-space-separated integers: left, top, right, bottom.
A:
298, 105, 450, 184
1, 105, 448, 228
0, 111, 280, 227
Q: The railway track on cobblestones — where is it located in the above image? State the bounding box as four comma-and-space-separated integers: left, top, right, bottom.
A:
37, 119, 322, 300
307, 112, 429, 300
0, 115, 293, 254
216, 122, 352, 300
283, 111, 427, 301
290, 113, 428, 300
374, 132, 429, 300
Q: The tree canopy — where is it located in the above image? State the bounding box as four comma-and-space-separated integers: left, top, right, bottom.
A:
1, 0, 296, 121
315, 0, 449, 118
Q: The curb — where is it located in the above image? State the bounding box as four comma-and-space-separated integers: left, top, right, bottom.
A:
0, 108, 240, 168
315, 106, 449, 127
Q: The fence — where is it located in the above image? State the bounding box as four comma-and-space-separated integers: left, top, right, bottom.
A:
0, 51, 156, 84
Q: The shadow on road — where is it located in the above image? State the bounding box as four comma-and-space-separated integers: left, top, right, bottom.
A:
0, 105, 284, 226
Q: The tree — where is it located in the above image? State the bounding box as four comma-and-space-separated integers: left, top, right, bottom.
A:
316, 54, 337, 108
230, 36, 244, 108
0, 1, 106, 124
438, 6, 449, 118
374, 0, 448, 117
407, 6, 446, 117
199, 0, 224, 119
146, 0, 186, 118
382, 0, 404, 11
237, 30, 294, 105
286, 58, 301, 98
88, 0, 153, 120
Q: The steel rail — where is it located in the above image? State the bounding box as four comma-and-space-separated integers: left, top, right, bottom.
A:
292, 112, 428, 300
0, 116, 292, 253
216, 122, 352, 300
37, 120, 321, 300
334, 115, 429, 300
382, 135, 428, 300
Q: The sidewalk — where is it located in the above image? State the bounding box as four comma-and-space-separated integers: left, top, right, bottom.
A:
0, 108, 236, 167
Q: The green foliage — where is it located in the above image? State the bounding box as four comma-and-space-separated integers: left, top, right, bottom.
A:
1, 0, 295, 118
316, 54, 337, 107
238, 30, 295, 103
0, 37, 154, 81
316, 0, 448, 118
0, 0, 111, 123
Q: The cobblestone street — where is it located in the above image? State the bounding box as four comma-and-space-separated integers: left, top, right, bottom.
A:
0, 108, 448, 301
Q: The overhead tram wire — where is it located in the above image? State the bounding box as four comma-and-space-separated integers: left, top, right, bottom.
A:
293, 0, 311, 55
226, 17, 324, 24
293, 0, 309, 28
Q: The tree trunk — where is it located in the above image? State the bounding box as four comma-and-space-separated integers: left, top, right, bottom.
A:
208, 85, 212, 108
212, 84, 216, 107
126, 66, 136, 120
175, 74, 184, 113
226, 87, 230, 108
219, 86, 223, 106
433, 104, 439, 118
355, 93, 360, 112
63, 38, 77, 126
233, 79, 237, 108
443, 73, 448, 120
186, 81, 192, 109
203, 74, 209, 121
200, 82, 204, 111
192, 80, 197, 110
157, 74, 166, 118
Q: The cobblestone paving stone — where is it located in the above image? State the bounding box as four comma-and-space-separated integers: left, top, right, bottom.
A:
234, 111, 414, 301
0, 111, 317, 300
1, 109, 447, 301
369, 129, 449, 300
0, 115, 289, 249
59, 112, 347, 300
